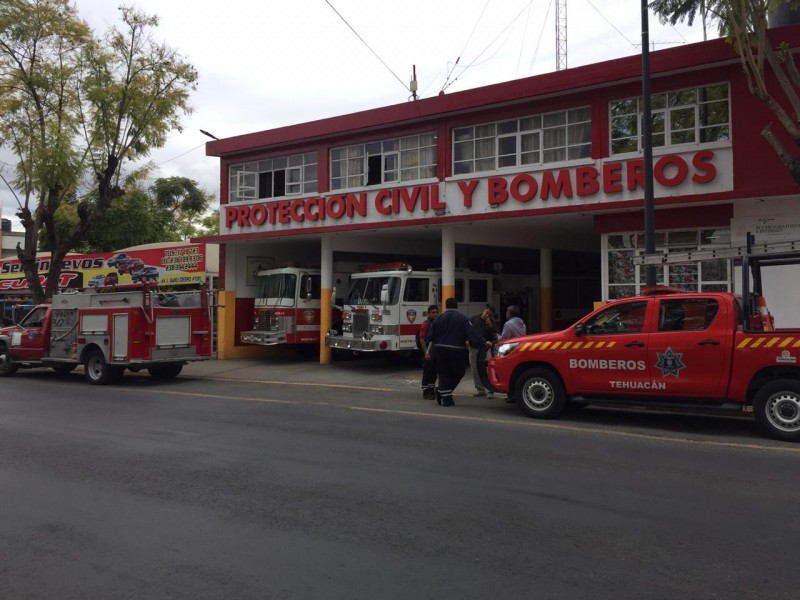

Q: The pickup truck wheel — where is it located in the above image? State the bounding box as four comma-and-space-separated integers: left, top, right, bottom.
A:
515, 368, 567, 419
0, 345, 18, 377
148, 364, 183, 379
84, 349, 121, 385
754, 379, 800, 441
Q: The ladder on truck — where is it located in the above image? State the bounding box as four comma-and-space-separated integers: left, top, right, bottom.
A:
633, 235, 800, 265
634, 233, 800, 331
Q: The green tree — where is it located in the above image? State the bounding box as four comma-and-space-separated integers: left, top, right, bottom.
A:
39, 176, 216, 252
650, 0, 800, 183
0, 1, 197, 303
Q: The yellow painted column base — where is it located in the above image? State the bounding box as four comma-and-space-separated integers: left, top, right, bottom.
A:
320, 287, 332, 365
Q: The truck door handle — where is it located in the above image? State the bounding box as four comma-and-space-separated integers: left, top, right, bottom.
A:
697, 339, 720, 346
624, 341, 645, 347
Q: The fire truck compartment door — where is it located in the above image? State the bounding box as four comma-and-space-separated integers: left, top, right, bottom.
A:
156, 316, 191, 347
113, 314, 128, 360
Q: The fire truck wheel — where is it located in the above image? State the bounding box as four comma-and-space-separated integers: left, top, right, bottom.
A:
754, 379, 800, 442
148, 364, 183, 379
514, 368, 567, 419
52, 364, 77, 375
0, 345, 18, 377
84, 349, 120, 385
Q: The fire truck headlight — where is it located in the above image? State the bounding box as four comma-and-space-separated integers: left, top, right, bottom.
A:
371, 312, 382, 322
495, 342, 519, 357
370, 325, 383, 334
342, 323, 352, 333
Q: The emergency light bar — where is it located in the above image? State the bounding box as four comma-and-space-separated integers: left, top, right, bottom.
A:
359, 262, 413, 272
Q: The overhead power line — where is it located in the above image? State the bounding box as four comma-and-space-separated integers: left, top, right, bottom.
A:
583, 0, 637, 47
325, 0, 409, 93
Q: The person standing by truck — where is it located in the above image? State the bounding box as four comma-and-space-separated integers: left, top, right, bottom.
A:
469, 306, 498, 398
418, 304, 439, 400
426, 297, 487, 407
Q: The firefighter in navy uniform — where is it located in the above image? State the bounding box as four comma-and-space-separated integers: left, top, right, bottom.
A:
425, 297, 488, 406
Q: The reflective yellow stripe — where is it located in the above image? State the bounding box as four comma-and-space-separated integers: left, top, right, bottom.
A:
572, 341, 583, 349
530, 342, 542, 351
519, 342, 530, 352
606, 341, 616, 348
595, 341, 605, 348
562, 341, 572, 349
766, 337, 780, 348
750, 337, 766, 348
737, 338, 751, 349
584, 342, 594, 349
779, 337, 794, 348
793, 339, 800, 348
550, 341, 561, 349
541, 342, 551, 350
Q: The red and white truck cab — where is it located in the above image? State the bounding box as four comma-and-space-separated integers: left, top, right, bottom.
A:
240, 267, 332, 347
325, 263, 492, 353
489, 247, 800, 442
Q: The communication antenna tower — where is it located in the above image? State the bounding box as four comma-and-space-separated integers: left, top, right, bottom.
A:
556, 0, 567, 70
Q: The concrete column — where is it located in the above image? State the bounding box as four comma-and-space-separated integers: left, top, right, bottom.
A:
540, 247, 553, 332
320, 235, 333, 365
441, 228, 456, 303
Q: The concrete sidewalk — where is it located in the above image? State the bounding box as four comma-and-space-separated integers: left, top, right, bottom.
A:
181, 356, 426, 393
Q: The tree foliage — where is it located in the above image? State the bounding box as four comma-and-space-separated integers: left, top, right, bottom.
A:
39, 175, 217, 252
0, 1, 197, 302
650, 0, 800, 183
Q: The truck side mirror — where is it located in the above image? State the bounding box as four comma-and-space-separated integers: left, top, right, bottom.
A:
380, 283, 390, 305
304, 275, 313, 300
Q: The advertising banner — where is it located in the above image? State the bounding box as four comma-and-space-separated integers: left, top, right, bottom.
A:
0, 244, 206, 292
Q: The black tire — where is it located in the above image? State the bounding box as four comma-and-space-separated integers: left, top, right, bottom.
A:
83, 349, 121, 385
0, 344, 18, 377
148, 363, 183, 380
514, 367, 568, 419
52, 364, 77, 375
753, 379, 800, 442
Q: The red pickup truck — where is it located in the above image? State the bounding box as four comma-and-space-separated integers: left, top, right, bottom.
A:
489, 250, 800, 442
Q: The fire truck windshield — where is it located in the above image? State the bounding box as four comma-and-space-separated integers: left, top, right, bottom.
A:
346, 276, 401, 305
258, 274, 297, 300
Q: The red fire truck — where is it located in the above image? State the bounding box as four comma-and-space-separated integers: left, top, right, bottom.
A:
0, 285, 212, 384
489, 243, 800, 441
240, 266, 340, 348
325, 263, 493, 353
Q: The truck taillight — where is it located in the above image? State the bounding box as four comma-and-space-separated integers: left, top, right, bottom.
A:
343, 311, 351, 321
371, 311, 381, 321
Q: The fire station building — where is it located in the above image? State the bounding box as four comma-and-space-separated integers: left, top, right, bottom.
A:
201, 24, 800, 361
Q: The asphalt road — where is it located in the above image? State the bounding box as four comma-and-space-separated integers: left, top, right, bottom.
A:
1, 366, 798, 600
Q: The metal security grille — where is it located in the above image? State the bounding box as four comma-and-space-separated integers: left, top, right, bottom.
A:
254, 310, 279, 331
352, 311, 369, 335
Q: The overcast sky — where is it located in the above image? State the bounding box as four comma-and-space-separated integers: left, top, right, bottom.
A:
0, 0, 709, 231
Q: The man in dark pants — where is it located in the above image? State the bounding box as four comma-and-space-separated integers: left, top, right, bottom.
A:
418, 304, 439, 400
425, 297, 487, 406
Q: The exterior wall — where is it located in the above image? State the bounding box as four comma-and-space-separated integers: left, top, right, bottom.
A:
203, 26, 800, 356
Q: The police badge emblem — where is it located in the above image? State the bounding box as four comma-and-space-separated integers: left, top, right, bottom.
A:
406, 309, 417, 324
654, 347, 686, 378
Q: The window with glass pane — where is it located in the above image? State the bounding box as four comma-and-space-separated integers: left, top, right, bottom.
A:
334, 133, 436, 189
452, 108, 590, 173
610, 84, 729, 154
229, 153, 317, 201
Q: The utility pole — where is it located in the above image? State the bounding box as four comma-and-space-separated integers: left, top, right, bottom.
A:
641, 0, 656, 286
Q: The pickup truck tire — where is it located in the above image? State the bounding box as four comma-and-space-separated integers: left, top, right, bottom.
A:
754, 379, 800, 442
515, 367, 567, 419
0, 344, 18, 377
148, 364, 183, 379
84, 349, 122, 385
